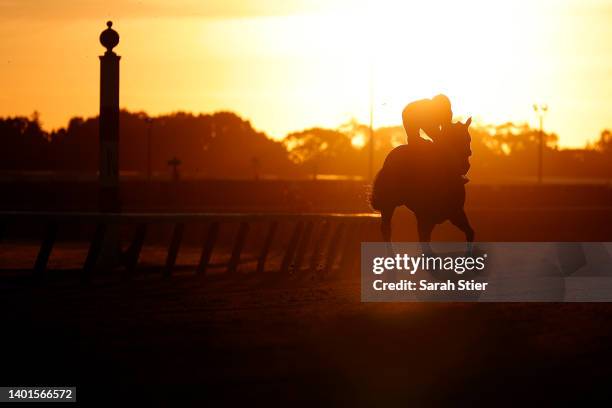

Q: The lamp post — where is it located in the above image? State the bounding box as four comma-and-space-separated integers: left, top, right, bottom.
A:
168, 157, 182, 182
99, 21, 121, 212
533, 103, 548, 184
368, 66, 374, 181
145, 117, 153, 183
94, 21, 122, 273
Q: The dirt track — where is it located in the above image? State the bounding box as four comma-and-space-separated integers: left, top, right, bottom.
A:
3, 265, 612, 405
1, 204, 612, 405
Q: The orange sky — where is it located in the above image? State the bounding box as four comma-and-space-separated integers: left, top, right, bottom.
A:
1, 0, 612, 147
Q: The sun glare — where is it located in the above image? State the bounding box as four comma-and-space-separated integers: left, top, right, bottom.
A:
354, 0, 540, 127
226, 0, 548, 139
351, 133, 367, 149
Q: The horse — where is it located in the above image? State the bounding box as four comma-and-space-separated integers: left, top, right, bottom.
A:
370, 118, 474, 250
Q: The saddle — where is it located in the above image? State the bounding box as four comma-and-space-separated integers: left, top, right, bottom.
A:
381, 142, 466, 188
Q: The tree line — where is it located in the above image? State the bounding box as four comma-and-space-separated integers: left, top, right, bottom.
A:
1, 110, 610, 181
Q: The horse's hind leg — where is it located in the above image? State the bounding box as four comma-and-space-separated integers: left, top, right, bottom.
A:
449, 209, 475, 253
380, 207, 397, 280
380, 207, 395, 242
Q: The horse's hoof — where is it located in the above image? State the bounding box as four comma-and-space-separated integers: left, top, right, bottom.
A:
466, 242, 474, 256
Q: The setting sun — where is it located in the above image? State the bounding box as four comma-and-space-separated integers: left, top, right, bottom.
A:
351, 133, 367, 149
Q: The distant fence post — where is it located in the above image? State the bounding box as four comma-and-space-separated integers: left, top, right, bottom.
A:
33, 222, 59, 280
280, 221, 304, 274
256, 221, 278, 274
196, 222, 219, 275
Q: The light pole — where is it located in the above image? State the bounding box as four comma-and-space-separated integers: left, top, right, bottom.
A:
533, 103, 548, 184
368, 66, 374, 181
94, 21, 122, 274
145, 117, 153, 183
167, 157, 182, 182
99, 21, 121, 212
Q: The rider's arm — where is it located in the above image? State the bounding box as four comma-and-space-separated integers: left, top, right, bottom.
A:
422, 124, 442, 142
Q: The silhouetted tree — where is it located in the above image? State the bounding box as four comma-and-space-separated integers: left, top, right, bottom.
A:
284, 123, 370, 177
0, 110, 610, 181
595, 130, 612, 153
45, 110, 301, 179
0, 113, 49, 171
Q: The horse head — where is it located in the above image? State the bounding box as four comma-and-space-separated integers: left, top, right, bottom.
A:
442, 117, 472, 175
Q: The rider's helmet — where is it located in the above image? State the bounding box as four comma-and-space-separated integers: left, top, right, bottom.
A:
432, 94, 452, 125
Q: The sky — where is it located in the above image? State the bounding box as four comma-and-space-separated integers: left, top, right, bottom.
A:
1, 0, 612, 147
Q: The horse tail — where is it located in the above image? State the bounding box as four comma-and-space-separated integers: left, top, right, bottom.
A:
369, 169, 386, 212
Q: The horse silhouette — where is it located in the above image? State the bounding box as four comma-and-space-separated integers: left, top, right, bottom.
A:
370, 118, 474, 249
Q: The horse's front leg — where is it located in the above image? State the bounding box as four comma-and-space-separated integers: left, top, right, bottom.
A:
416, 215, 435, 255
380, 207, 398, 265
449, 209, 475, 254
380, 207, 395, 243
